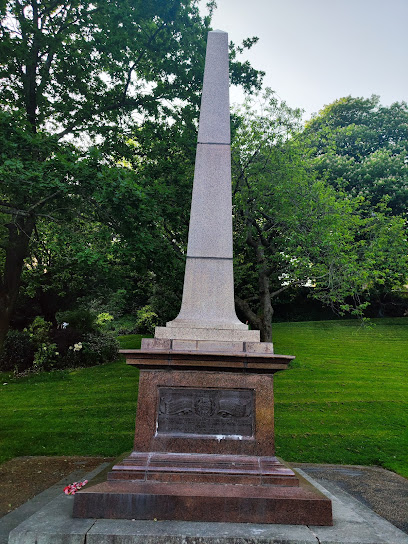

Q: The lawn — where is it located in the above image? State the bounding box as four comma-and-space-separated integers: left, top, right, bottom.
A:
0, 320, 407, 477
0, 335, 144, 464
273, 318, 408, 477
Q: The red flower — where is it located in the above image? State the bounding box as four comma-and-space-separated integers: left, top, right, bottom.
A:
63, 480, 88, 495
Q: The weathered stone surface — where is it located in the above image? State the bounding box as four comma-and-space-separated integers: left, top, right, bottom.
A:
86, 520, 317, 544
171, 340, 244, 352
142, 339, 276, 354
7, 461, 408, 543
108, 452, 298, 487
96, 349, 320, 524
186, 145, 233, 259
131, 370, 275, 456
197, 30, 230, 145
8, 495, 92, 544
246, 341, 274, 354
156, 387, 254, 437
171, 339, 199, 351
141, 338, 171, 350
73, 478, 332, 525
155, 326, 260, 342
168, 257, 243, 331
123, 349, 292, 373
166, 30, 246, 334
296, 469, 408, 543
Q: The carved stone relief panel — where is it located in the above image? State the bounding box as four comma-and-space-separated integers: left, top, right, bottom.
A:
157, 387, 254, 437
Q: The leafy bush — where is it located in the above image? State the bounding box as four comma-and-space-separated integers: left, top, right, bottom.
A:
27, 316, 52, 345
1, 310, 119, 375
56, 309, 96, 333
52, 331, 118, 369
95, 312, 114, 329
110, 315, 138, 335
80, 332, 119, 366
136, 305, 158, 334
54, 309, 118, 368
0, 329, 35, 372
33, 342, 59, 371
0, 318, 58, 373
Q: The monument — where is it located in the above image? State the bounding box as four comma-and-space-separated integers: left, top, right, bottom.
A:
73, 30, 332, 526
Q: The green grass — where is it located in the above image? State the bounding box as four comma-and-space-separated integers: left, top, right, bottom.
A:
117, 334, 149, 349
0, 334, 145, 464
0, 323, 407, 477
272, 318, 408, 477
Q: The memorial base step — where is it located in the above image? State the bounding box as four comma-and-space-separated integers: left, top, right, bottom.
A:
72, 474, 332, 525
108, 451, 299, 487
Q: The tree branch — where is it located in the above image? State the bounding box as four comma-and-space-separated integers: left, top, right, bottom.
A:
56, 22, 167, 140
269, 283, 297, 299
28, 190, 62, 211
122, 22, 166, 102
234, 294, 262, 329
0, 205, 29, 217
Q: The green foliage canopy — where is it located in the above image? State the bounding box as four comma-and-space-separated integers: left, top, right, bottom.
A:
0, 0, 263, 346
303, 96, 408, 217
232, 91, 408, 341
0, 0, 261, 137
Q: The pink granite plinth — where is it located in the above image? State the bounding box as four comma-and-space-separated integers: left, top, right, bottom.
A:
73, 476, 332, 525
73, 351, 332, 525
108, 452, 298, 486
129, 368, 276, 456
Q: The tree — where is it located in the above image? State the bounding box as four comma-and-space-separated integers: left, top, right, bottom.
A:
0, 0, 263, 347
303, 96, 408, 217
231, 92, 408, 341
0, 0, 261, 137
0, 112, 154, 344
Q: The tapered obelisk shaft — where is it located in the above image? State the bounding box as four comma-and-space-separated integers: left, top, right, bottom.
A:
155, 30, 259, 342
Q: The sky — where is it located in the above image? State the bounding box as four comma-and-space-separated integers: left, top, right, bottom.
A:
203, 0, 408, 121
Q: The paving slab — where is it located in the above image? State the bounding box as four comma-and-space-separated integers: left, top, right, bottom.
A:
87, 519, 315, 544
294, 463, 408, 534
5, 464, 408, 544
8, 494, 93, 544
296, 468, 408, 544
1, 463, 110, 544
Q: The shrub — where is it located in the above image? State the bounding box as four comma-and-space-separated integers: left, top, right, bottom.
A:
95, 312, 114, 330
33, 342, 59, 371
136, 305, 158, 334
2, 312, 119, 375
110, 315, 138, 335
27, 316, 52, 346
80, 332, 119, 366
0, 329, 35, 373
56, 309, 96, 334
56, 332, 118, 369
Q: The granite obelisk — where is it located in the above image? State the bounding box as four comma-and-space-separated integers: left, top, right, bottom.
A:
155, 30, 259, 343
169, 30, 242, 330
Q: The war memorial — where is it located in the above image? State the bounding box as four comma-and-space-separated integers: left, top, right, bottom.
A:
71, 29, 332, 526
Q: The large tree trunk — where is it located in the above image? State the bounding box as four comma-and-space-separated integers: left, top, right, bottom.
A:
234, 289, 274, 342
234, 295, 262, 333
0, 216, 35, 350
235, 225, 275, 342
258, 265, 274, 342
234, 253, 275, 343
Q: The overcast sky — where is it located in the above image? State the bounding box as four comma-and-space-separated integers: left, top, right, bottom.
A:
204, 0, 408, 121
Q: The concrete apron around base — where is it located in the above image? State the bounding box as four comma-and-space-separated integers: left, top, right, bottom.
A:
7, 467, 408, 544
